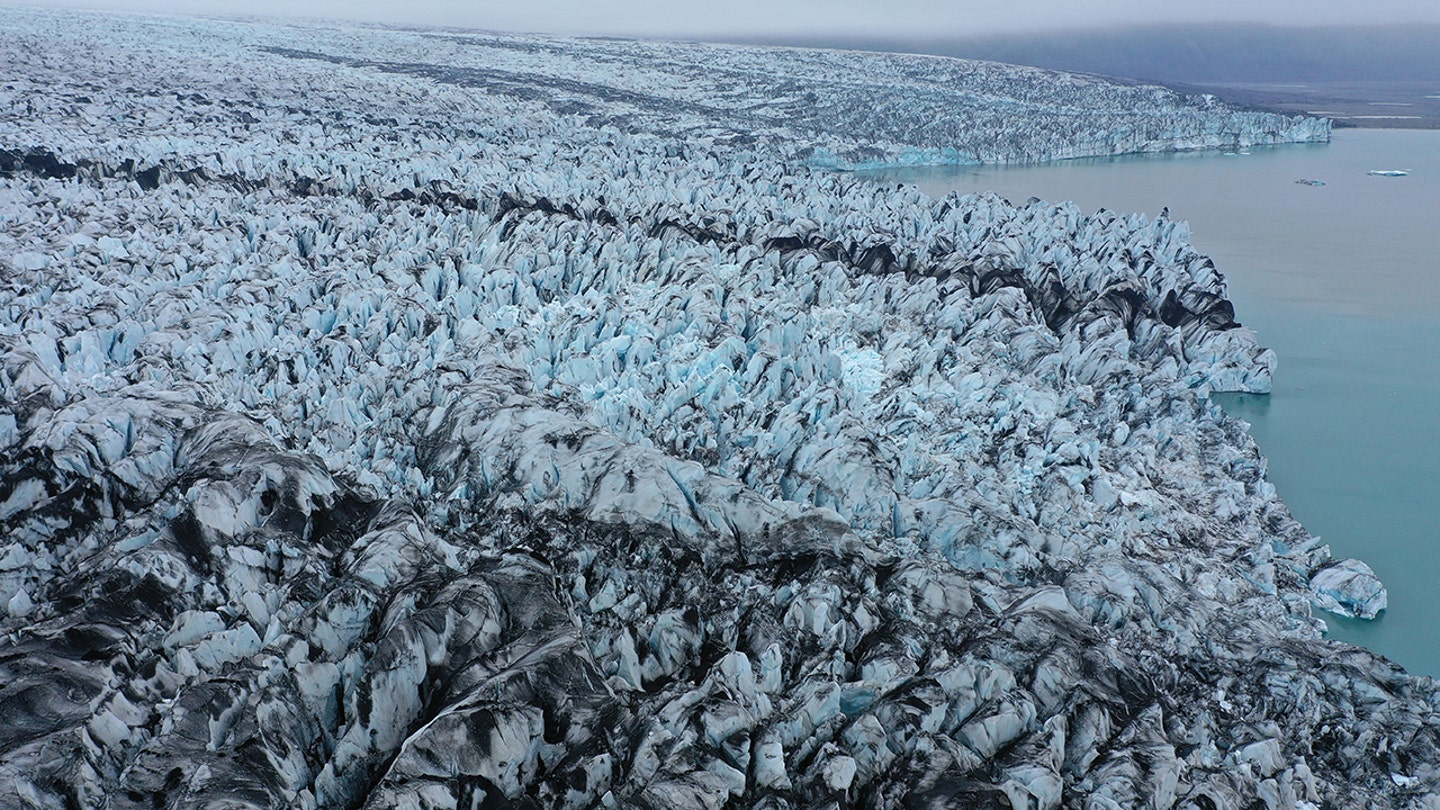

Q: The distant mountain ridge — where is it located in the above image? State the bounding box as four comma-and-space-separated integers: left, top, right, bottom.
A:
722, 23, 1440, 85
718, 24, 1440, 128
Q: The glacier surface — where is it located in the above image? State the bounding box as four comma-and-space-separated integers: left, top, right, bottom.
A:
1, 8, 1433, 810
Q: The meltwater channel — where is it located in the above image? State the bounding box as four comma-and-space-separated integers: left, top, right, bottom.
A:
868, 129, 1440, 676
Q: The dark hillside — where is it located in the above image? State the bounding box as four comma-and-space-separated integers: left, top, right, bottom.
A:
722, 24, 1440, 126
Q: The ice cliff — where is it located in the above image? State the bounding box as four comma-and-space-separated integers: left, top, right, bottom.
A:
2, 8, 1432, 810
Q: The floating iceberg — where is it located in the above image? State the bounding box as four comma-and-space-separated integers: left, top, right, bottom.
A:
1310, 558, 1388, 619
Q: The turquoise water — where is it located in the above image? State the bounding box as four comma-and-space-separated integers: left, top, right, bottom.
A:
869, 130, 1440, 676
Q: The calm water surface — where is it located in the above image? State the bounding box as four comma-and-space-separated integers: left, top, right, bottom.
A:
870, 130, 1440, 676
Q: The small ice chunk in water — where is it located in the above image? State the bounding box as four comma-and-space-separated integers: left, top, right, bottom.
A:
1309, 558, 1387, 619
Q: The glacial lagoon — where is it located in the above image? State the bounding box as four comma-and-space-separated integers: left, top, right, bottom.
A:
872, 128, 1440, 675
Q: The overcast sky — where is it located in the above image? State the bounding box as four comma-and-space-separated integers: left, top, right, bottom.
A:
14, 0, 1440, 38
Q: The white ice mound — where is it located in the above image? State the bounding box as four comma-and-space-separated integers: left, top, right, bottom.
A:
1310, 558, 1388, 619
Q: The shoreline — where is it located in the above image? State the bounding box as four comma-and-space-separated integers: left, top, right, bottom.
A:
869, 128, 1440, 675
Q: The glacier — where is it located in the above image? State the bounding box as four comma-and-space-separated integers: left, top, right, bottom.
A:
2, 7, 1435, 810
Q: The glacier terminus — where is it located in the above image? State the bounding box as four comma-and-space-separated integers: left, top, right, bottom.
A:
1, 8, 1434, 810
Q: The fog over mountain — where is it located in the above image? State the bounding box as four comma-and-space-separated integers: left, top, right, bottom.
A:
9, 0, 1440, 38
721, 23, 1440, 128
729, 24, 1440, 84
